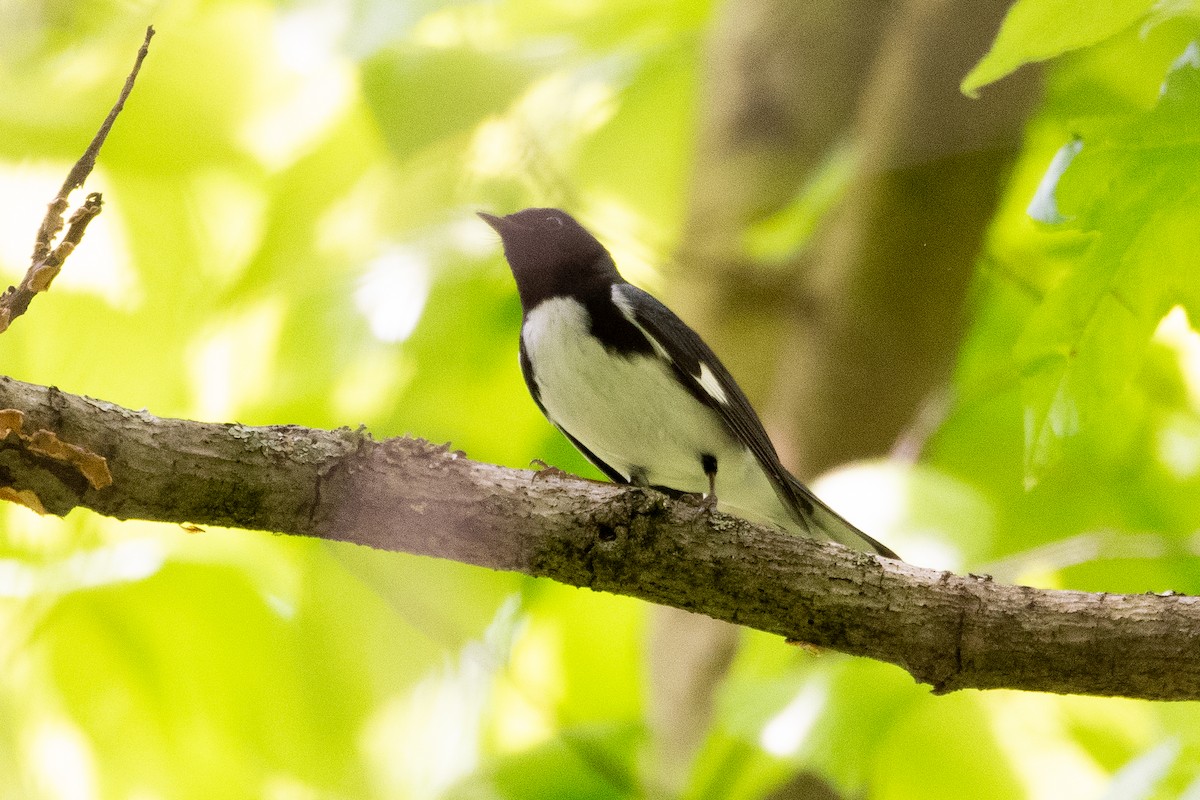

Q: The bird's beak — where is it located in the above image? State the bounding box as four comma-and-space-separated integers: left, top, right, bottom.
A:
477, 212, 508, 233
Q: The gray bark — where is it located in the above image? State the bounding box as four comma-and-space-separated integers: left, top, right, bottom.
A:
1, 374, 1196, 702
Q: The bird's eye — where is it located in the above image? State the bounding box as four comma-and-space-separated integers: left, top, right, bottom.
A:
544, 216, 565, 229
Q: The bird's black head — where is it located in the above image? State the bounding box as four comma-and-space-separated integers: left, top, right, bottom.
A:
479, 208, 621, 311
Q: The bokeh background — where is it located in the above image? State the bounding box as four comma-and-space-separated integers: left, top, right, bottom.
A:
3, 0, 1200, 797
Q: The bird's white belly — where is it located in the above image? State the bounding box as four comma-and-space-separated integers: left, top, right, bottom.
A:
523, 298, 791, 529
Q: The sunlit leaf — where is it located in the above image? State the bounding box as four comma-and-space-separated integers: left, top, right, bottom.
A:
962, 0, 1158, 96
1015, 52, 1200, 482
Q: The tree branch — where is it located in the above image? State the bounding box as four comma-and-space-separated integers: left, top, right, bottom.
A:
0, 374, 1196, 701
0, 26, 154, 334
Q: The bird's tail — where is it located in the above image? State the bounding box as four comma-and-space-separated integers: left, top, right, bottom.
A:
785, 474, 900, 560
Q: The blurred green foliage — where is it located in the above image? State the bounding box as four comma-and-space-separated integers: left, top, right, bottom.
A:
1, 0, 1200, 798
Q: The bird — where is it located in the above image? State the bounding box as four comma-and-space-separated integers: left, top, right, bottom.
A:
479, 207, 897, 559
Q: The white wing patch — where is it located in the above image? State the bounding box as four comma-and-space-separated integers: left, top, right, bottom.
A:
611, 286, 670, 359
696, 362, 728, 405
612, 285, 728, 406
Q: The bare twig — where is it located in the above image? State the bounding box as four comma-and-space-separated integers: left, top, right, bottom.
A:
0, 25, 155, 334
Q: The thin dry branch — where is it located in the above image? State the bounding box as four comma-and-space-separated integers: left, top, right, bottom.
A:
0, 374, 1196, 701
0, 26, 155, 334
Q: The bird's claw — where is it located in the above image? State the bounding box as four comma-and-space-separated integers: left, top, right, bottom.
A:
529, 459, 572, 482
680, 491, 719, 511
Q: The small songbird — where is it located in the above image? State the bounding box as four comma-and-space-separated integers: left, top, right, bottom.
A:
480, 208, 897, 559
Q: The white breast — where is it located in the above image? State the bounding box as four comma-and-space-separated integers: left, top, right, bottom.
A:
522, 296, 794, 531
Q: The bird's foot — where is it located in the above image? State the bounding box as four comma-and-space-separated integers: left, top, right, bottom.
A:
679, 491, 719, 511
529, 459, 572, 482
784, 638, 825, 655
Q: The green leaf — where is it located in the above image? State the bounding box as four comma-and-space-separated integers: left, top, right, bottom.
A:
1015, 51, 1200, 482
962, 0, 1158, 96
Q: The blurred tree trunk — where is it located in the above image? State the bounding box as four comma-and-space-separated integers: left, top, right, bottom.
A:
645, 0, 1040, 794
770, 0, 1039, 476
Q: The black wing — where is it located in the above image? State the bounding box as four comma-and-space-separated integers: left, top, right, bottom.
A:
784, 473, 900, 559
614, 285, 808, 507
617, 284, 896, 558
518, 337, 630, 485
